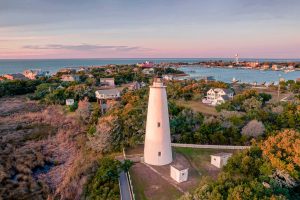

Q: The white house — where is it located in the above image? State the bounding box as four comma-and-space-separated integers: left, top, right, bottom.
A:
210, 153, 232, 168
163, 74, 174, 81
128, 81, 141, 91
100, 78, 115, 87
203, 88, 234, 106
23, 69, 50, 80
170, 164, 189, 183
95, 89, 121, 113
95, 89, 120, 100
66, 99, 75, 106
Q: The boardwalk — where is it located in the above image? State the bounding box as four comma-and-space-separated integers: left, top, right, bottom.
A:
119, 171, 131, 200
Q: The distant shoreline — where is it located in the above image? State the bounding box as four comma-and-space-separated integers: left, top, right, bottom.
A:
1, 58, 300, 75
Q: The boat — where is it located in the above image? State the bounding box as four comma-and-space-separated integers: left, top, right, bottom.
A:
284, 69, 295, 73
231, 77, 239, 83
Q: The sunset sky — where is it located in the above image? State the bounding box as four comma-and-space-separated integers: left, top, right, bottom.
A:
0, 0, 300, 59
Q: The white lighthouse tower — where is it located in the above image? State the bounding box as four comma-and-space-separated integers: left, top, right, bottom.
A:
144, 77, 173, 166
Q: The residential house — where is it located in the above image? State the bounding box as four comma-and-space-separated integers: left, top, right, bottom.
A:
3, 73, 28, 80
128, 81, 141, 91
163, 74, 174, 81
95, 89, 121, 113
142, 68, 154, 75
61, 74, 80, 82
203, 88, 234, 106
23, 69, 50, 80
100, 78, 115, 87
58, 68, 77, 74
137, 61, 154, 68
261, 64, 270, 70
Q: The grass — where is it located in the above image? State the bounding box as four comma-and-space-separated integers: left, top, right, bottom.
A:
22, 123, 57, 141
176, 100, 218, 116
174, 147, 237, 177
129, 169, 148, 200
129, 163, 182, 200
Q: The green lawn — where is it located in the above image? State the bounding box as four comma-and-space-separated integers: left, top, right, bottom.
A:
129, 163, 182, 200
129, 168, 148, 200
176, 100, 218, 116
174, 147, 237, 177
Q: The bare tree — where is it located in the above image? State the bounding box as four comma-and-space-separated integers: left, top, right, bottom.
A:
241, 119, 265, 137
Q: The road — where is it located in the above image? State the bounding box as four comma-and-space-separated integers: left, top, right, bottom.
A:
119, 171, 131, 200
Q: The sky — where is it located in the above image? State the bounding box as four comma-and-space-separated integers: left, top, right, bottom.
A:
0, 0, 300, 59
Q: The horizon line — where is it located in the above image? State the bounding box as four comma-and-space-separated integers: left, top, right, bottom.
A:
1, 57, 300, 61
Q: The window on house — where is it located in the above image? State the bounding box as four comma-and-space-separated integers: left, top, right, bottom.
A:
158, 152, 161, 156
157, 122, 160, 127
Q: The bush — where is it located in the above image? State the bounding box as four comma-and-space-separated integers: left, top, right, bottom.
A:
68, 101, 78, 112
83, 157, 133, 200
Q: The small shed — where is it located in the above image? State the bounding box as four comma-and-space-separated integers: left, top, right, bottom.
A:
170, 164, 188, 183
210, 153, 232, 168
66, 99, 75, 106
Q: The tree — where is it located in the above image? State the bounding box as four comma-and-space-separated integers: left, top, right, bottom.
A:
242, 120, 265, 138
84, 157, 133, 200
76, 97, 92, 123
261, 129, 300, 180
242, 96, 262, 112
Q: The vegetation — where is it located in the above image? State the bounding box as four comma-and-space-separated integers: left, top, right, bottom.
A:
180, 129, 300, 200
84, 157, 133, 200
0, 79, 41, 97
1, 64, 300, 199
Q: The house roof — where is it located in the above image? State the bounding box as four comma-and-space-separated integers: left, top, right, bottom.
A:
4, 73, 28, 80
95, 89, 120, 95
220, 95, 230, 100
209, 88, 233, 95
222, 89, 234, 94
171, 163, 189, 171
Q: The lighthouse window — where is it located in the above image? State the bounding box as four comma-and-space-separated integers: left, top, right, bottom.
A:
157, 122, 160, 127
158, 152, 161, 156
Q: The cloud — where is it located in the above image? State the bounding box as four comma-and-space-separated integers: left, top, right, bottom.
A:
22, 44, 147, 51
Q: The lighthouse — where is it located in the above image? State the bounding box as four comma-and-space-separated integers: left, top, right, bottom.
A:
144, 77, 173, 166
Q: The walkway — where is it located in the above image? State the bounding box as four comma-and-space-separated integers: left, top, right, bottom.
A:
119, 171, 131, 200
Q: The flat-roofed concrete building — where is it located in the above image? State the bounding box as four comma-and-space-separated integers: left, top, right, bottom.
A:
211, 153, 232, 168
170, 164, 189, 183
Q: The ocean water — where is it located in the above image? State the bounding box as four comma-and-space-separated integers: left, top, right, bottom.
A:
0, 58, 299, 83
179, 66, 300, 84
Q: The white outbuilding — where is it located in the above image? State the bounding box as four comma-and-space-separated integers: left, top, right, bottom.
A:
66, 99, 75, 106
210, 153, 232, 168
170, 164, 188, 183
